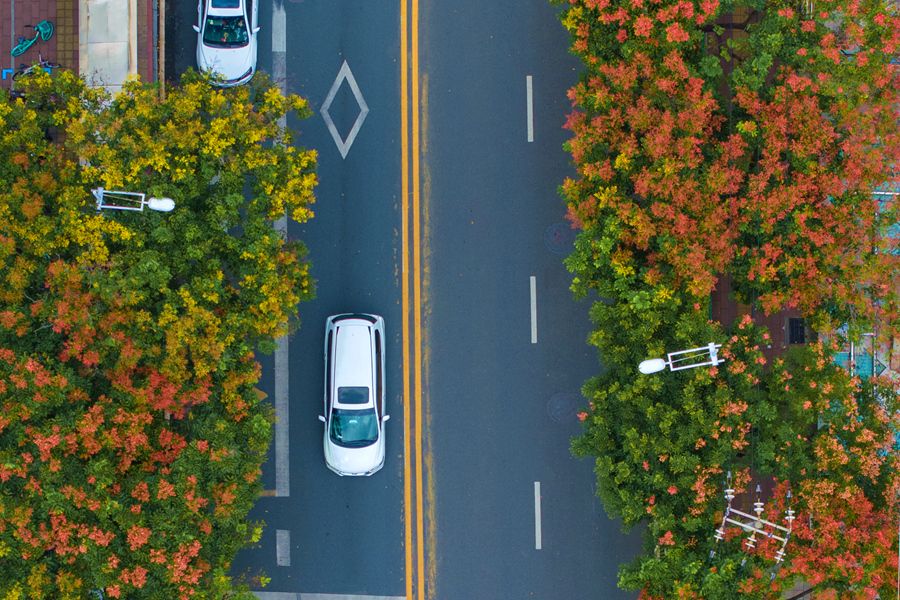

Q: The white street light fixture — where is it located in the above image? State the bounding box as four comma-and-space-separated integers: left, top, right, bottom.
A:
93, 188, 175, 213
639, 342, 724, 374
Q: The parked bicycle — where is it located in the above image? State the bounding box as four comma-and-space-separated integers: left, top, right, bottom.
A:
11, 20, 54, 57
12, 54, 61, 80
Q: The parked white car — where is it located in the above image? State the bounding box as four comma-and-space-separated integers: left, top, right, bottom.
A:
193, 0, 258, 87
320, 314, 389, 476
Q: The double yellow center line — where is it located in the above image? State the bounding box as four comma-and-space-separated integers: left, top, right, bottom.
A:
401, 1, 428, 599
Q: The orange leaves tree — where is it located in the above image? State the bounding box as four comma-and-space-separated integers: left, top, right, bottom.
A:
0, 70, 316, 597
745, 350, 899, 598
557, 0, 898, 328
555, 0, 899, 596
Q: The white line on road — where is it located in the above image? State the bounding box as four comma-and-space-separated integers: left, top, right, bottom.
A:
276, 529, 291, 567
534, 481, 542, 550
530, 275, 538, 344
272, 1, 287, 95
272, 1, 286, 53
526, 75, 534, 142
273, 0, 290, 499
274, 332, 289, 497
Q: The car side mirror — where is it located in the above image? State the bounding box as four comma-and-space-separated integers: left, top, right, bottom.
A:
382, 415, 390, 422
253, 26, 261, 34
193, 25, 201, 33
318, 415, 326, 423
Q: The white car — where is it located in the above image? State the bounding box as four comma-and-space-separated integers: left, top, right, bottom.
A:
193, 0, 259, 87
320, 314, 389, 476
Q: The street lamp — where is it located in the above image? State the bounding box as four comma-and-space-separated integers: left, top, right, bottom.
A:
93, 188, 174, 213
638, 342, 724, 374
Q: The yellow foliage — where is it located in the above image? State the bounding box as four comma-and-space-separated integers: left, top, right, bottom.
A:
653, 286, 674, 304
659, 158, 677, 177
202, 117, 237, 157
54, 571, 83, 599
2, 584, 22, 600
594, 185, 620, 209
561, 6, 584, 33
26, 564, 49, 597
262, 86, 285, 113
250, 524, 264, 544
611, 249, 636, 278
613, 153, 632, 172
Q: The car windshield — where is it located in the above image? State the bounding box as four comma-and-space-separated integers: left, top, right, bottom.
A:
203, 15, 249, 48
329, 408, 378, 448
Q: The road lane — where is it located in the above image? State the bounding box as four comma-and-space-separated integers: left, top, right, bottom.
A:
226, 0, 406, 596
421, 0, 643, 598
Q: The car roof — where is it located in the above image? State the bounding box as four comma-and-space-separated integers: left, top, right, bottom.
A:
333, 323, 374, 398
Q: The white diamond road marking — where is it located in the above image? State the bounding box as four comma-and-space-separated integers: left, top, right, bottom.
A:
321, 60, 370, 159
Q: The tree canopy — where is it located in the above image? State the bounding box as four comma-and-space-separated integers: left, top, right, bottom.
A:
555, 0, 899, 596
0, 70, 317, 598
559, 0, 898, 330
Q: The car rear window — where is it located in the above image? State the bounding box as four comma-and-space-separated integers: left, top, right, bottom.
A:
338, 386, 369, 404
212, 0, 240, 8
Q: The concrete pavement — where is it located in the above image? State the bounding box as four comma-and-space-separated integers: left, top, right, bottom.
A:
79, 0, 136, 93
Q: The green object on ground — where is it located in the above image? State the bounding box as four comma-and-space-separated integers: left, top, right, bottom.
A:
11, 20, 54, 57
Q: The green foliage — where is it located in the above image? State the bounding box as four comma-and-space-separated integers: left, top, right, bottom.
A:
0, 70, 317, 596
555, 0, 898, 595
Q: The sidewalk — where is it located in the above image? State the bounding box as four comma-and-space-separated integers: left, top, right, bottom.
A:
79, 0, 135, 93
0, 0, 159, 94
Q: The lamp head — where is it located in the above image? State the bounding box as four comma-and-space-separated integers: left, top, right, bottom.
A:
146, 197, 175, 212
638, 358, 667, 374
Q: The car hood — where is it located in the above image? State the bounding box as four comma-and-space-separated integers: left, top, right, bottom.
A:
198, 43, 253, 81
324, 438, 383, 476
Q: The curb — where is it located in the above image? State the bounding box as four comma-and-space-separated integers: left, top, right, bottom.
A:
157, 0, 163, 97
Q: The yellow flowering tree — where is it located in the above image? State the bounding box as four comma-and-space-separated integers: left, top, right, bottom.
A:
0, 70, 316, 597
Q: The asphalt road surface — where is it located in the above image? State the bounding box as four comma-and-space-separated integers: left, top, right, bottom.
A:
422, 1, 641, 598
166, 1, 640, 598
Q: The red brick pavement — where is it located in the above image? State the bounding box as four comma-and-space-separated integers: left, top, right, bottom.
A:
0, 0, 79, 91
1, 0, 158, 94
710, 275, 804, 366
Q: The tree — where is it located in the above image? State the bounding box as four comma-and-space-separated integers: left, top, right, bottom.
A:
0, 69, 317, 597
554, 0, 899, 595
556, 0, 898, 330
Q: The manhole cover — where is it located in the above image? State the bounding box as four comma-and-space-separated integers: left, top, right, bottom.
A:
544, 222, 576, 255
547, 392, 581, 423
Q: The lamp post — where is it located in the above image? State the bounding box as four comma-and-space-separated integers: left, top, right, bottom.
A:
638, 342, 724, 374
92, 188, 175, 213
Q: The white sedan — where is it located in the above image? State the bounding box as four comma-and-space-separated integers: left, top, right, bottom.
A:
319, 314, 389, 476
193, 0, 259, 87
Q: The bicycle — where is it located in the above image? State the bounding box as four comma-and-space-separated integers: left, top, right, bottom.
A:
11, 20, 54, 57
12, 54, 61, 80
